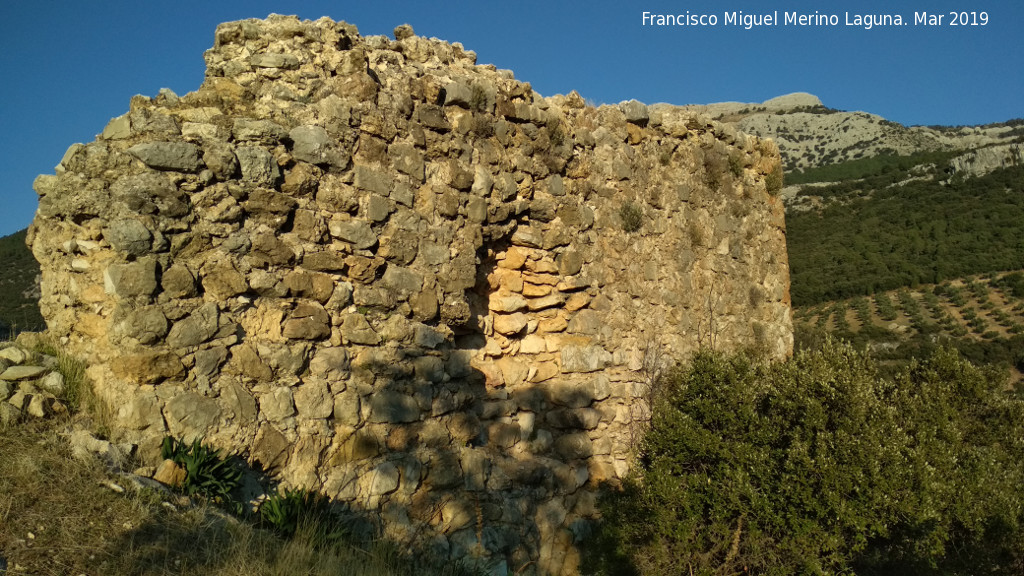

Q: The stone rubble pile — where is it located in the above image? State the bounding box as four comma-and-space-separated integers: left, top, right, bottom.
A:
28, 15, 792, 574
0, 340, 69, 426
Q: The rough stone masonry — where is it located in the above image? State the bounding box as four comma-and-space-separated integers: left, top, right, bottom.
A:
28, 15, 792, 574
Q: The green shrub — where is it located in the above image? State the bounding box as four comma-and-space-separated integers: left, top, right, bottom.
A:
258, 486, 371, 550
703, 149, 727, 189
874, 292, 899, 321
728, 152, 745, 177
620, 201, 643, 233
994, 271, 1024, 299
765, 163, 784, 194
161, 436, 243, 511
468, 84, 489, 112
586, 341, 1024, 575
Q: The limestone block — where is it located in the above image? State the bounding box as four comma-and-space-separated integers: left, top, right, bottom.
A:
329, 219, 378, 249
289, 125, 348, 167
519, 334, 547, 355
161, 264, 197, 298
260, 386, 296, 422
554, 432, 594, 460
361, 462, 400, 496
230, 343, 273, 381
283, 302, 331, 340
496, 357, 529, 387
538, 315, 568, 333
112, 306, 170, 346
529, 361, 560, 384
461, 448, 492, 491
36, 372, 64, 396
560, 345, 611, 373
0, 402, 21, 426
382, 265, 423, 299
413, 356, 445, 383
294, 380, 332, 419
525, 259, 558, 274
220, 380, 257, 423
104, 259, 159, 299
362, 194, 394, 222
440, 499, 475, 532
388, 142, 425, 181
487, 421, 521, 449
0, 347, 27, 365
412, 324, 446, 349
493, 313, 527, 335
425, 452, 463, 489
302, 251, 348, 272
547, 408, 602, 430
153, 459, 187, 488
250, 52, 299, 69
128, 142, 201, 172
511, 226, 543, 248
235, 146, 279, 184
353, 165, 392, 195
564, 293, 590, 312
104, 218, 153, 257
489, 293, 527, 313
202, 141, 238, 180
101, 114, 131, 140
309, 347, 349, 380
522, 283, 551, 297
527, 294, 565, 311
340, 313, 380, 345
112, 351, 185, 384
567, 309, 601, 335
332, 390, 360, 426
369, 391, 420, 424
0, 365, 46, 381
202, 261, 248, 300
167, 302, 219, 349
164, 392, 222, 441
251, 424, 290, 472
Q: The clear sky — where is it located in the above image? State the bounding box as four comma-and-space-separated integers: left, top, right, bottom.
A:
0, 0, 1020, 237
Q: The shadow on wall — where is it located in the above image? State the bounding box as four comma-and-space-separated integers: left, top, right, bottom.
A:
125, 248, 617, 575
107, 358, 613, 574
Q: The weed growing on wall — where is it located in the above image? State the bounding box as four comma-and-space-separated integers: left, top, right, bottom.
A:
161, 437, 244, 512
619, 201, 643, 233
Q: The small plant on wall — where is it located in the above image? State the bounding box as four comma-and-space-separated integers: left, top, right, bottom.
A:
766, 163, 784, 194
620, 201, 643, 233
161, 436, 243, 512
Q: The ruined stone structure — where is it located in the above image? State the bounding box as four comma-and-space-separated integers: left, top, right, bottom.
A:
29, 15, 791, 574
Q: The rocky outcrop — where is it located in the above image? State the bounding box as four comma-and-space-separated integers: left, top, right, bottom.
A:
949, 143, 1023, 177
664, 93, 1022, 171
28, 15, 791, 574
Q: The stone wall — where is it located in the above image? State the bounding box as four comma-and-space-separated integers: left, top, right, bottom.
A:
28, 15, 791, 574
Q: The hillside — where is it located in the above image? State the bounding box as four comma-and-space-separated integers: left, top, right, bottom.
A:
657, 92, 1023, 171
794, 272, 1024, 380
0, 230, 44, 337
786, 163, 1024, 304
673, 93, 1024, 307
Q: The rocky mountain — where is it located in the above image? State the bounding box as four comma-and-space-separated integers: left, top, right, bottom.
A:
655, 93, 1023, 172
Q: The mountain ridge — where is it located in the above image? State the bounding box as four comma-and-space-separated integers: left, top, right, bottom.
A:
651, 92, 1022, 171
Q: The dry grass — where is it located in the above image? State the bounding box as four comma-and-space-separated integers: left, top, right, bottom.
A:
0, 417, 488, 576
0, 335, 493, 576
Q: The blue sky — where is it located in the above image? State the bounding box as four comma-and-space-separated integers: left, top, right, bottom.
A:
0, 0, 1020, 237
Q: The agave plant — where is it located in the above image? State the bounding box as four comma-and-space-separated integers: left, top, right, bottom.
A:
161, 436, 243, 512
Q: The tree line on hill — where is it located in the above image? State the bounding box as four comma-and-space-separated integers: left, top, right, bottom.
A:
787, 164, 1024, 306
